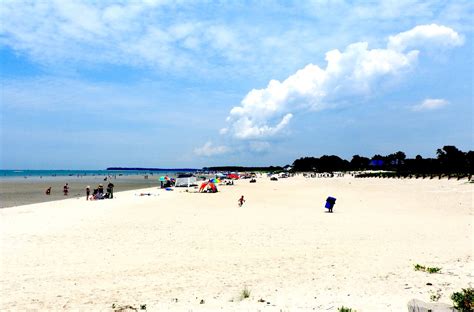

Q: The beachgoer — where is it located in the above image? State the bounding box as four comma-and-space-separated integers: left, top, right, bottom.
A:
238, 195, 245, 207
86, 186, 90, 200
45, 187, 51, 195
63, 183, 69, 196
107, 182, 114, 199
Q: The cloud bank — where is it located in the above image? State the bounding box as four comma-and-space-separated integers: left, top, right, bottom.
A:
219, 24, 462, 142
0, 1, 245, 71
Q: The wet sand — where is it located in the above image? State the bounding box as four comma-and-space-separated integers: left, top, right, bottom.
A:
0, 175, 162, 208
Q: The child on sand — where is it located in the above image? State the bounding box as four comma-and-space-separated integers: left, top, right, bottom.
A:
45, 187, 51, 195
86, 186, 90, 200
238, 195, 245, 207
63, 183, 69, 196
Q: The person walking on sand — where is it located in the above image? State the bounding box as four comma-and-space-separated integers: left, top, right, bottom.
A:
86, 185, 90, 200
45, 187, 51, 195
238, 195, 245, 207
63, 183, 69, 196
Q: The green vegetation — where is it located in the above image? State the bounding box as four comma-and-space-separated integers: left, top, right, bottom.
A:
414, 264, 441, 274
414, 264, 426, 271
204, 145, 473, 177
291, 145, 473, 176
338, 306, 357, 312
430, 290, 442, 302
451, 288, 474, 312
426, 267, 442, 274
240, 287, 251, 300
111, 303, 146, 311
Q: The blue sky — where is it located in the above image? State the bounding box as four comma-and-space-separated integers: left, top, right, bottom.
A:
0, 0, 472, 169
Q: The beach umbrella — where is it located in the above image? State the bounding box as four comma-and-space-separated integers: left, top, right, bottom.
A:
199, 182, 207, 192
208, 182, 217, 192
227, 173, 239, 180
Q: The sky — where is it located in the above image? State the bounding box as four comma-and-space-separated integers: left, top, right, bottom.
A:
0, 0, 473, 169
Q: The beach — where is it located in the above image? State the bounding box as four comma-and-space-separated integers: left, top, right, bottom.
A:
0, 174, 164, 208
0, 176, 472, 311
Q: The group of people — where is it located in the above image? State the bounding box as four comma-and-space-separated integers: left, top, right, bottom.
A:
44, 184, 69, 195
45, 182, 115, 200
87, 182, 115, 200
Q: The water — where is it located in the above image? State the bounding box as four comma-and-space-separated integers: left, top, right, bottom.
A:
0, 169, 201, 208
0, 169, 199, 179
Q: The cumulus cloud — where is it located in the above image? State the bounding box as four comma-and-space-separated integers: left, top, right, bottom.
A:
194, 141, 230, 156
222, 24, 462, 141
388, 24, 464, 52
413, 98, 449, 111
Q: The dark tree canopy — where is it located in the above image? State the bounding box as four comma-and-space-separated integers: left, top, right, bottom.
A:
203, 145, 472, 175
290, 145, 473, 174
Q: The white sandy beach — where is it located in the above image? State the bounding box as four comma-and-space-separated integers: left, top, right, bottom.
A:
0, 176, 472, 311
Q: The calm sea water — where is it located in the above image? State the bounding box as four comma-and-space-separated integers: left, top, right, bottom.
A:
0, 169, 198, 178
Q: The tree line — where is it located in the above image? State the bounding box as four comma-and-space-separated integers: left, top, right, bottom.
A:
291, 145, 473, 174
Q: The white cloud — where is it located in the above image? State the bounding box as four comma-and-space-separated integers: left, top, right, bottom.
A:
413, 98, 449, 111
388, 24, 464, 52
1, 2, 471, 80
0, 1, 244, 71
222, 24, 462, 140
194, 141, 230, 156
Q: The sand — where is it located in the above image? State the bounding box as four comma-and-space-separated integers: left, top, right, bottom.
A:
0, 175, 162, 208
0, 176, 472, 311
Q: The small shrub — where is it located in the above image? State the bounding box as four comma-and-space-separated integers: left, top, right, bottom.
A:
413, 264, 441, 274
338, 307, 357, 312
240, 287, 251, 300
426, 267, 441, 274
451, 288, 474, 312
430, 290, 442, 302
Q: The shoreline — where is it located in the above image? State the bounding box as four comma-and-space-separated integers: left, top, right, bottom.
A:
0, 174, 165, 208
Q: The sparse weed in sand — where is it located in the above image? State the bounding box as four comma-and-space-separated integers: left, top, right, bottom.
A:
426, 267, 441, 274
451, 288, 474, 312
338, 306, 357, 312
430, 289, 442, 302
111, 303, 146, 311
414, 264, 441, 274
240, 287, 251, 300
